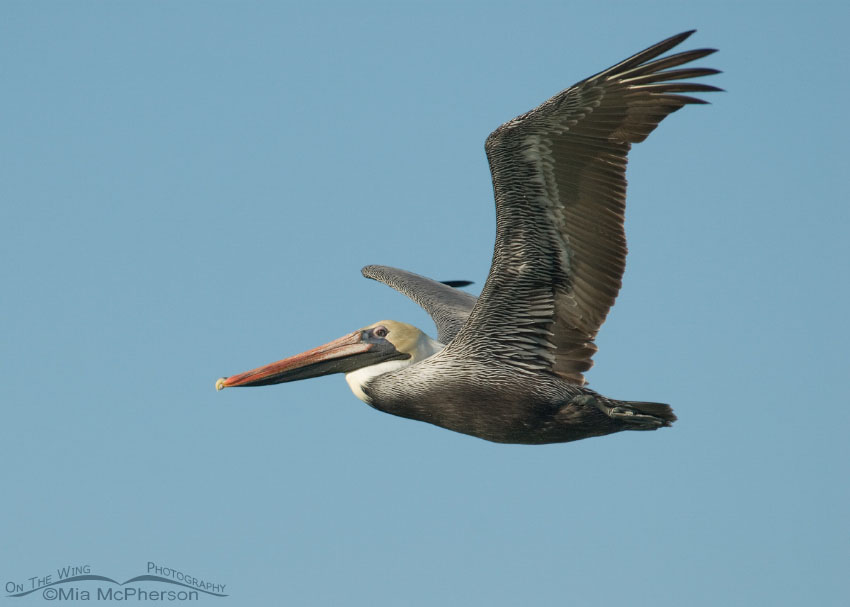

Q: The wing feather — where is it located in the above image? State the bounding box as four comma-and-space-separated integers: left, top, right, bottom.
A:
361, 265, 477, 343
445, 31, 720, 384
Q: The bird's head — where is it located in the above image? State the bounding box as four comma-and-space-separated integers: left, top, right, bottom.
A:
216, 320, 442, 401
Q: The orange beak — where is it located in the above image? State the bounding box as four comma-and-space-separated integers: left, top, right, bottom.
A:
216, 330, 404, 390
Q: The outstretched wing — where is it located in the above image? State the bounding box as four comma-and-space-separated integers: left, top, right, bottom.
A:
447, 31, 720, 385
362, 265, 478, 343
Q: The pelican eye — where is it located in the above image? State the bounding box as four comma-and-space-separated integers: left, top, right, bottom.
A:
373, 326, 389, 339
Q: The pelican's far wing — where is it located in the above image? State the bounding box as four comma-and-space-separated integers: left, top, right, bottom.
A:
447, 31, 720, 385
362, 265, 478, 343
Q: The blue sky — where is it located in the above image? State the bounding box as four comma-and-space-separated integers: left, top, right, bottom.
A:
2, 1, 847, 605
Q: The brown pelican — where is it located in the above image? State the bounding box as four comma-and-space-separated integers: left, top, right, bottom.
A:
216, 31, 720, 444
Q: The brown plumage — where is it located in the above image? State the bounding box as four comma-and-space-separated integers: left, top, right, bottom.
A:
218, 31, 720, 445
450, 30, 721, 386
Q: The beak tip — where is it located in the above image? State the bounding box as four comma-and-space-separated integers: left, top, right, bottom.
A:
215, 377, 228, 391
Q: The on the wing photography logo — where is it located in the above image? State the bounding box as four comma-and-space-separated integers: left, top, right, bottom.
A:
4, 562, 226, 601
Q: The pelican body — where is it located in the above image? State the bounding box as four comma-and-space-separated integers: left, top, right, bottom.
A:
217, 32, 720, 445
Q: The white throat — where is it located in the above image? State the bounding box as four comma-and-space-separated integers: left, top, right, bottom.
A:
344, 332, 443, 404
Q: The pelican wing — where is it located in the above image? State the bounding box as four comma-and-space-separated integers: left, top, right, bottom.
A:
362, 265, 478, 343
447, 31, 720, 385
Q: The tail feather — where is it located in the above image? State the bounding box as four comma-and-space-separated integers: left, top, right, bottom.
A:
625, 401, 676, 422
611, 400, 676, 429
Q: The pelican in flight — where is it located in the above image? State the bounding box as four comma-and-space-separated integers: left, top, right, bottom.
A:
216, 31, 720, 444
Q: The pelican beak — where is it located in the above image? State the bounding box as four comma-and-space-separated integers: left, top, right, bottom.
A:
216, 330, 404, 390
